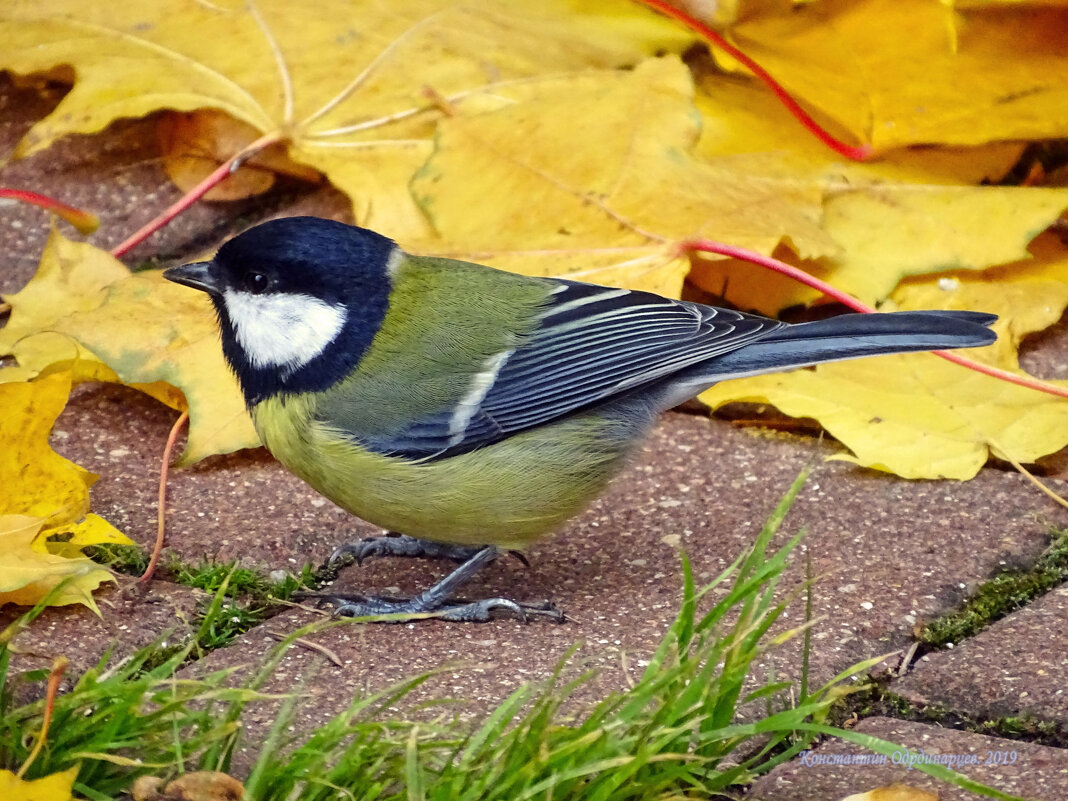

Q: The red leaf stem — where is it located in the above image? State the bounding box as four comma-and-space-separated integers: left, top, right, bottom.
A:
111, 132, 282, 258
636, 0, 872, 161
0, 188, 99, 234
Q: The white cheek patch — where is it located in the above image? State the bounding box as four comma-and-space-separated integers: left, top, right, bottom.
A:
223, 290, 348, 373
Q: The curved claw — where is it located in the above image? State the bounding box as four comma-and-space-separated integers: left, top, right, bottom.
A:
507, 550, 531, 568
319, 543, 562, 624
329, 537, 390, 566
444, 598, 527, 623
327, 544, 358, 567
331, 596, 405, 620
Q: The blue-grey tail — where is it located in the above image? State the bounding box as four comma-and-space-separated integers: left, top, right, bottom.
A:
658, 310, 997, 408
746, 309, 996, 365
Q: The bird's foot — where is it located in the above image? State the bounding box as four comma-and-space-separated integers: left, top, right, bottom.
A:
327, 594, 564, 623
330, 533, 484, 566
316, 545, 563, 624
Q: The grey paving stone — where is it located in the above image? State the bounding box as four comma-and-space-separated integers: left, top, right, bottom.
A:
0, 579, 203, 695
106, 402, 1056, 752
49, 380, 1065, 702
750, 717, 1068, 801
895, 587, 1068, 725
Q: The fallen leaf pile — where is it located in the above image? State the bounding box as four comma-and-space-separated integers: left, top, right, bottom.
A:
1, 0, 1068, 606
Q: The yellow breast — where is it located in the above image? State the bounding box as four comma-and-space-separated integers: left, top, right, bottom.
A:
252, 393, 639, 549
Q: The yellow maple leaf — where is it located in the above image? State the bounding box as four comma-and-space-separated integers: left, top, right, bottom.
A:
0, 373, 93, 527
695, 67, 1029, 185
718, 0, 1068, 150
0, 515, 116, 611
157, 109, 323, 200
56, 269, 259, 464
947, 0, 1068, 7
0, 228, 127, 386
814, 184, 1068, 306
0, 373, 131, 609
0, 766, 78, 801
892, 233, 1068, 368
409, 57, 836, 296
701, 234, 1068, 479
840, 785, 938, 801
690, 70, 1068, 312
0, 231, 258, 463
0, 0, 692, 239
44, 514, 135, 560
688, 0, 787, 29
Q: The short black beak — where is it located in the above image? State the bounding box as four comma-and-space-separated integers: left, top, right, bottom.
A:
163, 261, 224, 294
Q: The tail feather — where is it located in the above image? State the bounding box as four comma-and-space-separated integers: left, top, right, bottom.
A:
758, 309, 997, 344
658, 310, 997, 407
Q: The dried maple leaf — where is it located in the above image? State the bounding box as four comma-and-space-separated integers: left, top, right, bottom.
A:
133, 771, 244, 801
0, 374, 132, 609
840, 785, 939, 801
690, 71, 1068, 313
0, 232, 257, 463
0, 373, 94, 527
702, 234, 1068, 479
157, 109, 321, 201
408, 58, 836, 295
0, 514, 126, 611
0, 0, 692, 240
717, 0, 1068, 151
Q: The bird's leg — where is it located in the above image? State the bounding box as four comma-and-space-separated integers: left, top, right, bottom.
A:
324, 546, 564, 623
329, 532, 484, 566
328, 532, 530, 573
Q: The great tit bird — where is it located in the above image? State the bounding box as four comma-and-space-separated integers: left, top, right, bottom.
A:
164, 216, 997, 622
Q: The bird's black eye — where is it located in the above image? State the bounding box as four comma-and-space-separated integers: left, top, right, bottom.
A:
244, 272, 270, 294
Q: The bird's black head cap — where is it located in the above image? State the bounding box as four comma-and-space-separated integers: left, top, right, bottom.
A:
208, 216, 397, 406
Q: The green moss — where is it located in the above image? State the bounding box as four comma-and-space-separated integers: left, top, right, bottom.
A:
828, 685, 1068, 749
169, 558, 316, 651
81, 543, 151, 576
81, 545, 320, 654
979, 717, 1060, 740
920, 527, 1068, 647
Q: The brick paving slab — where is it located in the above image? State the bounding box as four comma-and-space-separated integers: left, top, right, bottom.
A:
179, 603, 643, 774
49, 380, 1065, 702
749, 717, 1068, 801
96, 401, 1054, 750
0, 579, 203, 695
895, 587, 1068, 725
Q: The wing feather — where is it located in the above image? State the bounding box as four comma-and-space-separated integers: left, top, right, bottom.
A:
357, 280, 780, 458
